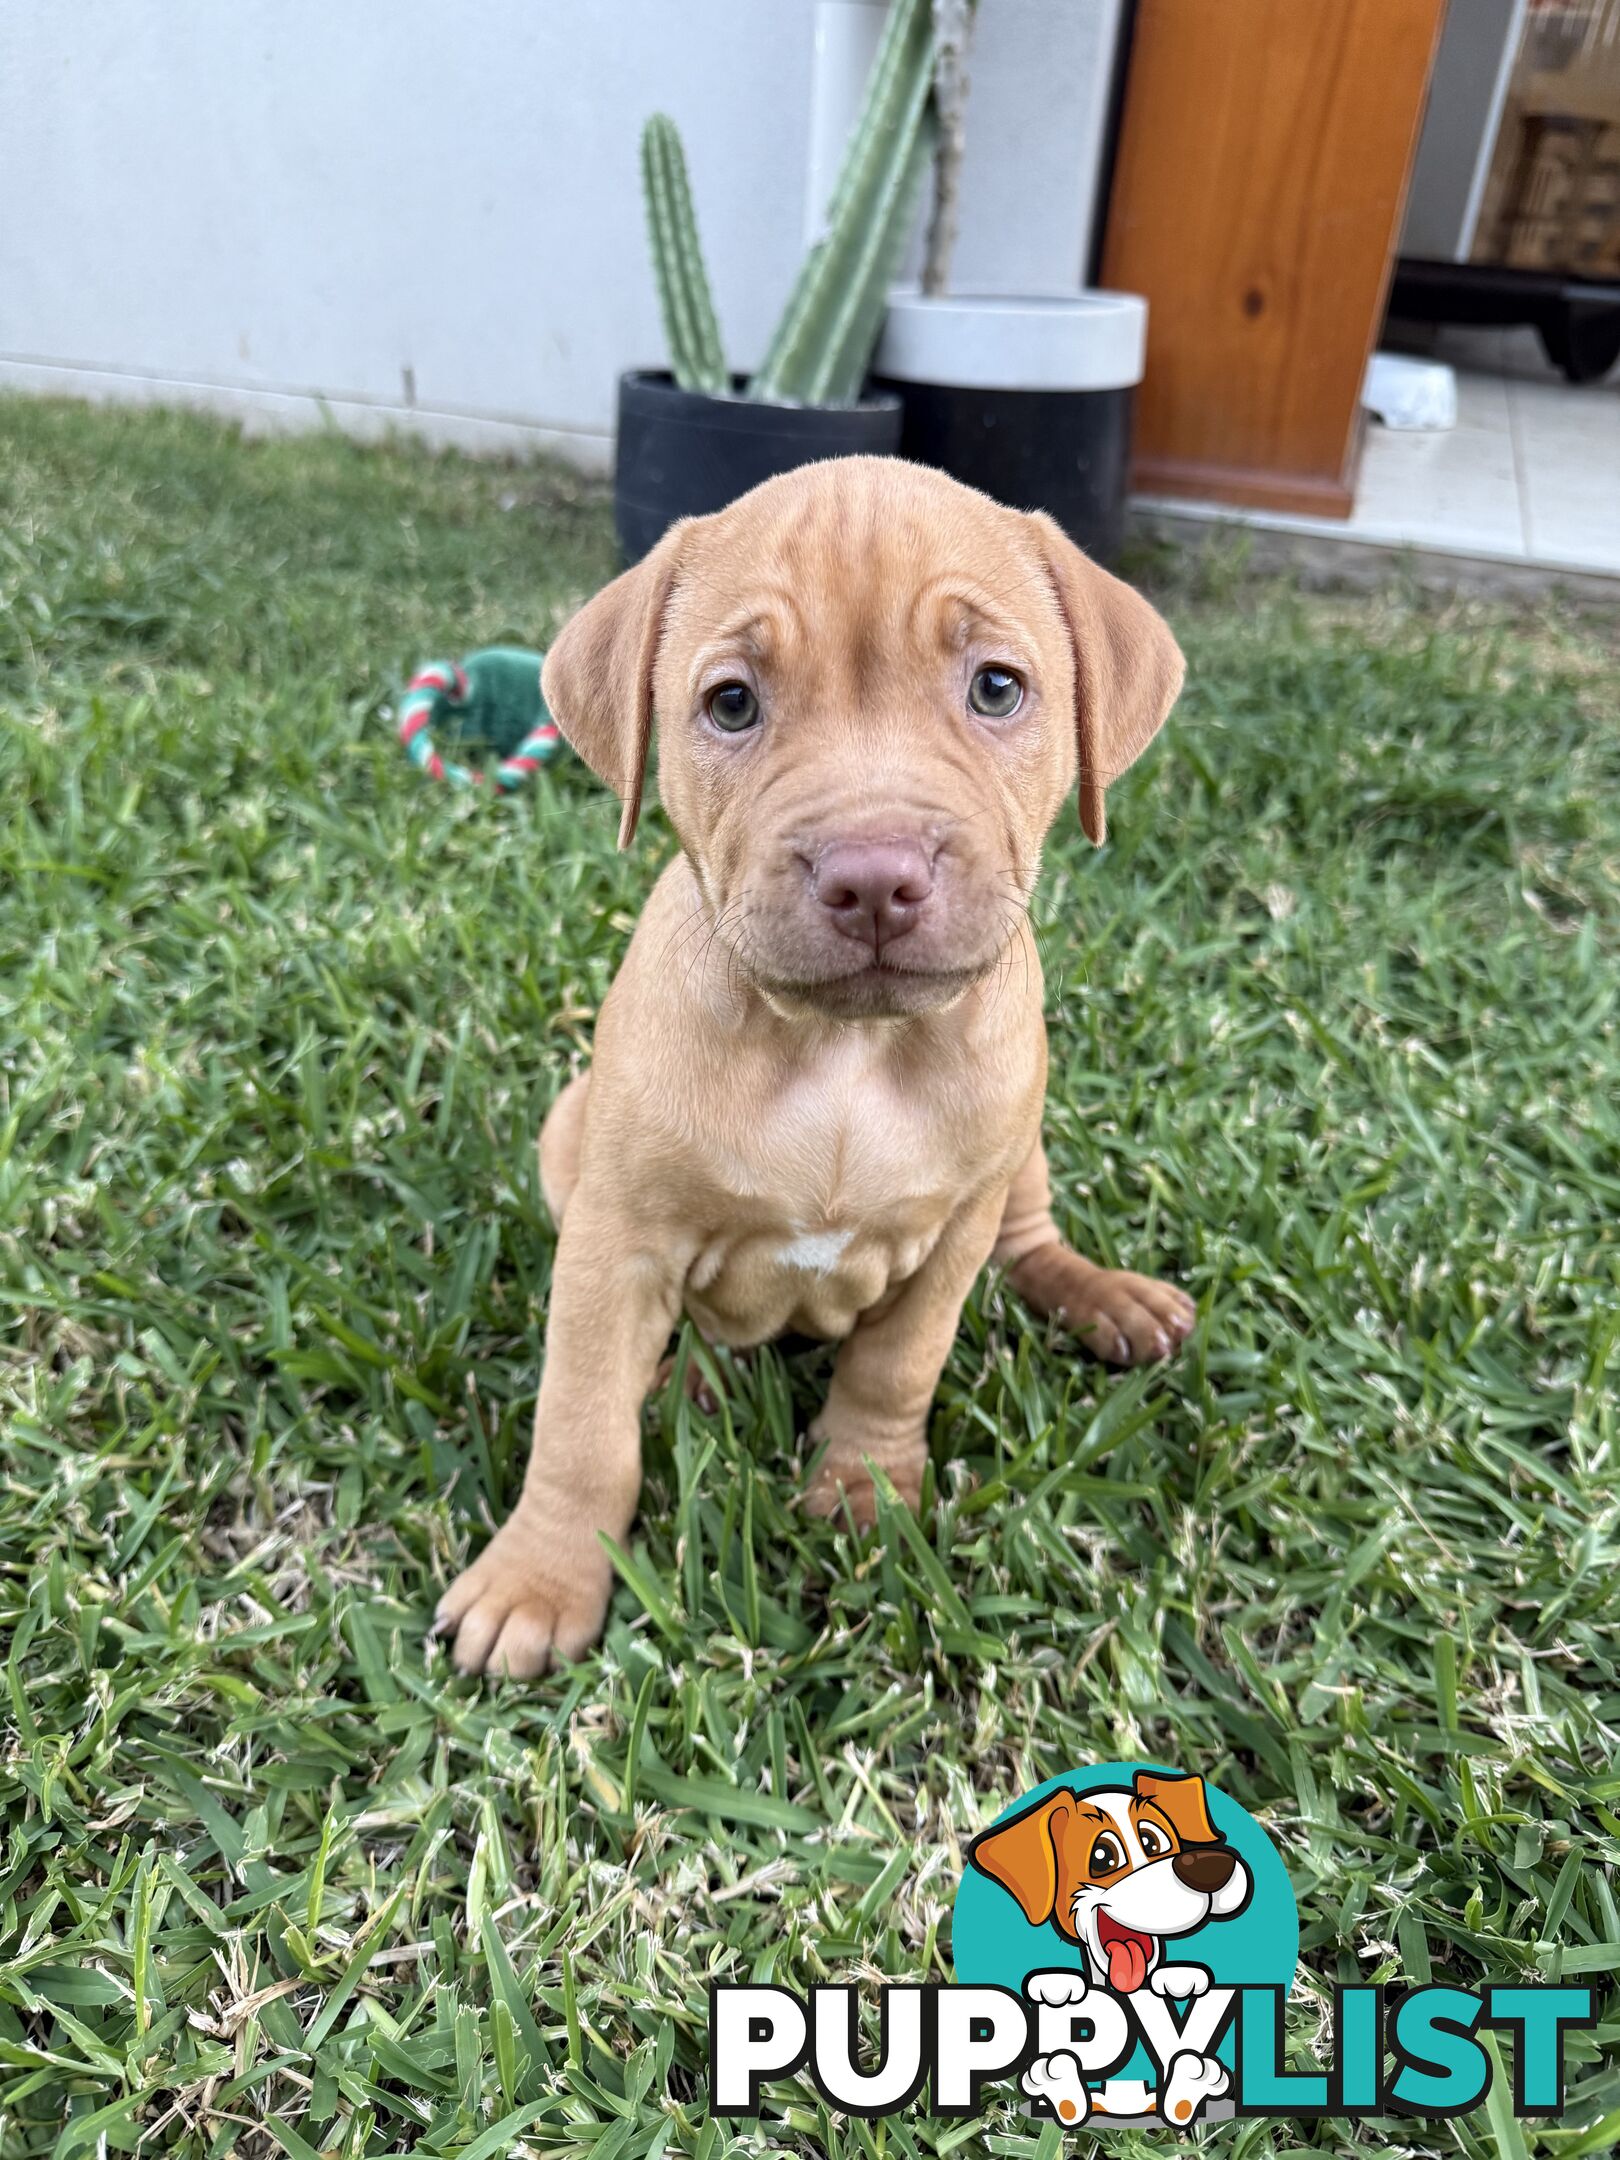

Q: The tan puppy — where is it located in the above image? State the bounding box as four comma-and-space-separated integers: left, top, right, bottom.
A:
437, 457, 1195, 1677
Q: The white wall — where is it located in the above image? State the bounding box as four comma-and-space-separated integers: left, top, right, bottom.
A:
1, 0, 1124, 470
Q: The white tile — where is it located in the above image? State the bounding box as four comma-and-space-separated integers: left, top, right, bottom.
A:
1130, 362, 1620, 585
1347, 367, 1527, 558
1509, 376, 1620, 574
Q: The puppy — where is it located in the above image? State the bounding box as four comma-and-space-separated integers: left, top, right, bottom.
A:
968, 1771, 1251, 1995
436, 457, 1195, 1677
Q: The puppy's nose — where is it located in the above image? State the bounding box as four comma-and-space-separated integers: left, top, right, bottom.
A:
813, 839, 933, 949
1172, 1848, 1236, 1894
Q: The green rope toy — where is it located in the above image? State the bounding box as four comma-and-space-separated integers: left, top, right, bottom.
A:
398, 646, 561, 791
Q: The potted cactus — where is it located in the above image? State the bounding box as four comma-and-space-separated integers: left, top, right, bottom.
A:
615, 0, 936, 562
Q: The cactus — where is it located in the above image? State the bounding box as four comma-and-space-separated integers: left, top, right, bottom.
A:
641, 114, 729, 396
641, 0, 962, 408
749, 0, 936, 405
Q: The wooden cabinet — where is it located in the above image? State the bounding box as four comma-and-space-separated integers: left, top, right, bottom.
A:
1101, 0, 1447, 517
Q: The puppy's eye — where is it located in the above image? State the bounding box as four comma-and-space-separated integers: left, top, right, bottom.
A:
1089, 1833, 1126, 1877
968, 664, 1024, 719
707, 681, 760, 734
1139, 1824, 1167, 1857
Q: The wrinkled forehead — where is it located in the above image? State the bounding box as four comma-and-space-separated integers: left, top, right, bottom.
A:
664, 475, 1062, 679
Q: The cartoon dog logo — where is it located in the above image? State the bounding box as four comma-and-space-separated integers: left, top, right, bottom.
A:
967, 1771, 1251, 2125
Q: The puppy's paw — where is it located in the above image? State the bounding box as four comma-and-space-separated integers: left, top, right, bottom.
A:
1149, 1964, 1211, 2000
652, 1349, 724, 1416
1007, 1245, 1196, 1366
1025, 1968, 1093, 2008
434, 1504, 612, 1678
1022, 2051, 1091, 2125
800, 1433, 925, 1527
1158, 2050, 1229, 2127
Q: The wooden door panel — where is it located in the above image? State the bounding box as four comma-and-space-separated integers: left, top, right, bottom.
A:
1102, 0, 1446, 517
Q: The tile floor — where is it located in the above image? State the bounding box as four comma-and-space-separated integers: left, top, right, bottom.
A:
1133, 326, 1620, 582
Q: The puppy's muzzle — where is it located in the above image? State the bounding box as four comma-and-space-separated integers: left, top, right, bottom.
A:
1171, 1848, 1237, 1894
810, 837, 934, 954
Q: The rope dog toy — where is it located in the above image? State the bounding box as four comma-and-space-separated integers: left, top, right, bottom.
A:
398, 646, 561, 791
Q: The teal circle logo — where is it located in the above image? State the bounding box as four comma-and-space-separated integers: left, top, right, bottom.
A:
952, 1763, 1298, 2121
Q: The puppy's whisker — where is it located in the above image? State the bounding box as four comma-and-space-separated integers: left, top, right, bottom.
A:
687, 894, 754, 1001
979, 908, 1033, 1019
665, 882, 750, 983
706, 902, 746, 1001
659, 905, 720, 966
690, 909, 742, 999
682, 901, 738, 997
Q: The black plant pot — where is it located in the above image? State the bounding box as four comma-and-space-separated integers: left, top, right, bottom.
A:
876, 378, 1134, 564
614, 370, 903, 564
874, 292, 1148, 565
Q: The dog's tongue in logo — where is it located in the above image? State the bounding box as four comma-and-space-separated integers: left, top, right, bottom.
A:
1097, 1913, 1153, 1994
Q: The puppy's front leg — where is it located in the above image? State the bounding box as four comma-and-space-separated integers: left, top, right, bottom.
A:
802, 1187, 1006, 1529
994, 1139, 1196, 1365
436, 1194, 680, 1677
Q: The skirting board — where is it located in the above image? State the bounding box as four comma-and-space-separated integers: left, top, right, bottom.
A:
1131, 456, 1356, 521
0, 356, 612, 472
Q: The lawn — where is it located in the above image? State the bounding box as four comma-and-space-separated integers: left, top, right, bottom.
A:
1, 396, 1618, 2160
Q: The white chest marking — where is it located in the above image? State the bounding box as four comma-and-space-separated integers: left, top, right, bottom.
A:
776, 1227, 854, 1275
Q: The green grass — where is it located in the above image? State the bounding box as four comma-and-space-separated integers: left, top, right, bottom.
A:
2, 396, 1618, 2159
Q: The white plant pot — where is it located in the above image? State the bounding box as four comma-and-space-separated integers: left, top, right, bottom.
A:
876, 288, 1148, 392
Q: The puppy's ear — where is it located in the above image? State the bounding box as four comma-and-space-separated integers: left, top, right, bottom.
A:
968, 1792, 1076, 1928
540, 521, 695, 849
1133, 1771, 1220, 1847
1029, 512, 1184, 846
